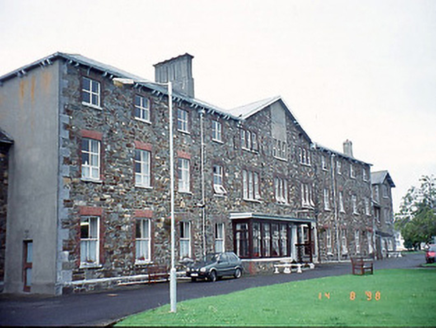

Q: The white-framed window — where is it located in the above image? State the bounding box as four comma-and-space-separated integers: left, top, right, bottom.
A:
213, 164, 226, 194
82, 138, 100, 181
337, 160, 342, 174
352, 195, 358, 214
299, 147, 311, 165
339, 191, 345, 213
135, 149, 151, 188
324, 189, 331, 210
301, 183, 314, 208
365, 197, 371, 216
341, 229, 348, 254
134, 95, 150, 122
368, 231, 373, 254
375, 207, 381, 223
82, 77, 101, 108
80, 216, 99, 266
212, 120, 222, 142
135, 218, 151, 263
241, 129, 258, 152
382, 185, 389, 198
374, 185, 380, 203
350, 164, 356, 178
273, 139, 287, 160
177, 109, 189, 132
178, 158, 190, 192
363, 168, 368, 181
326, 229, 332, 254
242, 170, 260, 201
180, 221, 191, 259
355, 230, 360, 254
321, 156, 327, 170
215, 223, 225, 253
274, 177, 288, 204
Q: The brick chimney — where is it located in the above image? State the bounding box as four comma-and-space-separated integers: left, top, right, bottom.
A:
343, 139, 353, 157
154, 53, 195, 98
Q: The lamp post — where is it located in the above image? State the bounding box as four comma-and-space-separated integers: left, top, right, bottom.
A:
113, 78, 177, 313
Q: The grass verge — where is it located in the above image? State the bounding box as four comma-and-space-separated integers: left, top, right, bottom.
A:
116, 269, 436, 327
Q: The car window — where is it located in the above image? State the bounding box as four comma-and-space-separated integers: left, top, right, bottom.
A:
228, 253, 238, 262
220, 253, 229, 262
429, 246, 436, 252
204, 254, 218, 262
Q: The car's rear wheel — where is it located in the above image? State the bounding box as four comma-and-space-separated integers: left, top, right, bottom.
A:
191, 277, 197, 282
209, 270, 217, 282
234, 268, 242, 279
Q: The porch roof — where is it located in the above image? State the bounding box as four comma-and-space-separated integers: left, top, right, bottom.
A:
229, 212, 316, 224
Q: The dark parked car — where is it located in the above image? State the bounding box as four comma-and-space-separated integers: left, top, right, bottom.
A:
186, 252, 243, 282
425, 244, 436, 263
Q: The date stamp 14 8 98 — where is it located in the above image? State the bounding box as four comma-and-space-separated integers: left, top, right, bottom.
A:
318, 291, 381, 301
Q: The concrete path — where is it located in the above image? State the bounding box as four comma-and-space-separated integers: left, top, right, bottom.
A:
0, 253, 427, 327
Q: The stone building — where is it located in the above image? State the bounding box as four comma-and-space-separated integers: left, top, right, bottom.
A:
0, 129, 13, 289
371, 170, 396, 258
0, 52, 385, 295
314, 141, 373, 262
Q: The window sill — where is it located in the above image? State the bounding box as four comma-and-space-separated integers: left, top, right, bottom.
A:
212, 138, 224, 144
243, 198, 263, 204
179, 190, 192, 195
300, 163, 312, 167
80, 263, 102, 269
177, 129, 191, 135
81, 178, 103, 184
242, 147, 259, 154
135, 260, 152, 266
273, 156, 288, 162
135, 185, 153, 190
82, 102, 103, 110
135, 118, 152, 125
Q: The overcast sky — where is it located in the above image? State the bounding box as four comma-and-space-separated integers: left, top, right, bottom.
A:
1, 0, 435, 212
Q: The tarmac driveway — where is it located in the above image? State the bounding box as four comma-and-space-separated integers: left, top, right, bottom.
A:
0, 253, 425, 327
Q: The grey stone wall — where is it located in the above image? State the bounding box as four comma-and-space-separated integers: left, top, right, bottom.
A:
0, 145, 11, 285
314, 148, 373, 262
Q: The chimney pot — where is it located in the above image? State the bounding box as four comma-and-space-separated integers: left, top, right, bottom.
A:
343, 139, 354, 157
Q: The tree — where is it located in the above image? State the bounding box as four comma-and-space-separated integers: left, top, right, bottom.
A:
395, 175, 436, 250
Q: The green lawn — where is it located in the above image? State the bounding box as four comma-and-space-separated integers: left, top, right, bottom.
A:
116, 269, 436, 327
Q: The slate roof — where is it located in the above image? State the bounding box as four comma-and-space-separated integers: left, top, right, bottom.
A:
225, 96, 281, 118
0, 52, 238, 121
371, 170, 396, 187
223, 96, 312, 142
314, 142, 372, 166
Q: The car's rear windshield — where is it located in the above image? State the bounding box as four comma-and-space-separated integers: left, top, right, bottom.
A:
428, 246, 436, 252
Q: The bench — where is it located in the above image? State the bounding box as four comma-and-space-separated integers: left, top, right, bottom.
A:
148, 264, 169, 283
387, 251, 402, 258
274, 263, 303, 274
351, 257, 373, 275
